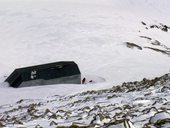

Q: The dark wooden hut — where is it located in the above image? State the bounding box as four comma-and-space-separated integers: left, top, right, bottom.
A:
5, 61, 81, 88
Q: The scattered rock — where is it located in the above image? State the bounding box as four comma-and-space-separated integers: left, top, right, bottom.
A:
35, 124, 43, 128
16, 99, 24, 104
151, 40, 161, 46
1, 73, 170, 127
144, 47, 170, 56
139, 36, 152, 40
142, 21, 170, 32
148, 111, 170, 127
50, 120, 58, 126
56, 124, 87, 128
126, 42, 142, 50
150, 25, 159, 29
160, 23, 169, 32
105, 119, 134, 128
141, 21, 147, 25
0, 121, 5, 127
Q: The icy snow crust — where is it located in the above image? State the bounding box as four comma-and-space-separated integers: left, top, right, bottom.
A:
0, 0, 170, 118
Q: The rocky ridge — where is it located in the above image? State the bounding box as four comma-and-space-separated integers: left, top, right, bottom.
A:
0, 74, 170, 128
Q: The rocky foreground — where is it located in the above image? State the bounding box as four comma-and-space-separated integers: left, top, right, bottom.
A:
0, 74, 170, 128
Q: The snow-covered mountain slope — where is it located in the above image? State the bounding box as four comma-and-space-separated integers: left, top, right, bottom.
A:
0, 0, 170, 83
1, 73, 170, 127
0, 0, 170, 119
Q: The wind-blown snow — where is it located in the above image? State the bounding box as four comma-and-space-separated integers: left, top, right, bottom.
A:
0, 0, 170, 104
